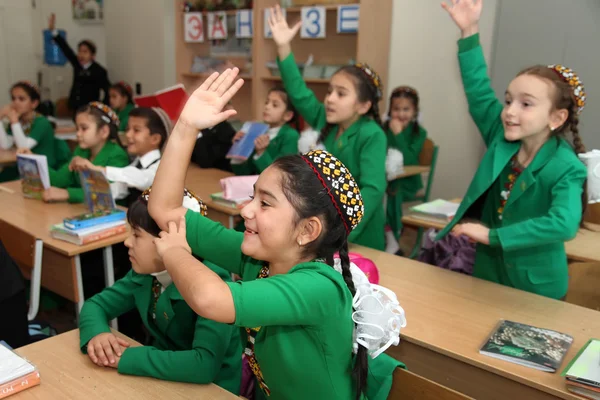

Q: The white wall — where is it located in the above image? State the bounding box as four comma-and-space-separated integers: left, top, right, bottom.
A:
387, 0, 498, 199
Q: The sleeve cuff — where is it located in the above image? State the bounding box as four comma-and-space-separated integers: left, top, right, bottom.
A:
52, 29, 59, 38
117, 347, 140, 374
488, 228, 501, 247
67, 187, 83, 203
105, 166, 119, 181
458, 33, 480, 53
276, 52, 296, 68
79, 327, 111, 353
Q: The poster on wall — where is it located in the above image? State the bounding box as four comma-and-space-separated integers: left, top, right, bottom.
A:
72, 0, 104, 23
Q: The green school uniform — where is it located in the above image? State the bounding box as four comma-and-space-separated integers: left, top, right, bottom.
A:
116, 103, 135, 132
277, 53, 387, 250
437, 34, 587, 299
231, 124, 299, 176
49, 140, 129, 203
78, 263, 241, 393
385, 123, 427, 239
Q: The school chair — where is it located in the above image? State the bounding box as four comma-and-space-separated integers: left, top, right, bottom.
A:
389, 368, 472, 400
565, 261, 600, 311
406, 138, 439, 259
55, 97, 71, 118
0, 220, 43, 321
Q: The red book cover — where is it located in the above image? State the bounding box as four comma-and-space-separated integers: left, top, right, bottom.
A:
0, 371, 40, 399
134, 84, 188, 122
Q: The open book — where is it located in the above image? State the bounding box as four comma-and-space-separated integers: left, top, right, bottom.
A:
134, 83, 188, 122
16, 154, 50, 199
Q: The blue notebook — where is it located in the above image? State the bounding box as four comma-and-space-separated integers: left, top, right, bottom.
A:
226, 122, 269, 161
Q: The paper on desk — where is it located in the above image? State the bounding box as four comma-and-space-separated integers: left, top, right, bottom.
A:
0, 345, 36, 385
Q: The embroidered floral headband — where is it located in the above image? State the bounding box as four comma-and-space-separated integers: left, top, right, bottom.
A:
301, 150, 364, 234
354, 63, 383, 100
548, 64, 586, 114
116, 81, 133, 96
391, 86, 418, 98
89, 101, 120, 127
140, 186, 207, 216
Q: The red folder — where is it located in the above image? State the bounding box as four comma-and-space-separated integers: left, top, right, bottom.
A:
134, 84, 189, 122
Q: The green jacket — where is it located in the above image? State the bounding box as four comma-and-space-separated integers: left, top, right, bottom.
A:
232, 124, 299, 175
277, 53, 387, 250
78, 264, 242, 394
49, 140, 129, 203
437, 34, 587, 299
117, 103, 135, 132
385, 122, 427, 239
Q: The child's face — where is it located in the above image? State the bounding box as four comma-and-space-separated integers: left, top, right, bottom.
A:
502, 74, 562, 142
263, 91, 292, 127
10, 87, 37, 116
324, 72, 369, 125
389, 97, 416, 125
75, 112, 109, 150
240, 166, 303, 265
124, 227, 164, 274
125, 116, 161, 156
77, 44, 93, 65
109, 89, 128, 111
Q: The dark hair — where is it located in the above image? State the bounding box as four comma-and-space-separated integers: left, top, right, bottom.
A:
272, 155, 368, 400
75, 103, 126, 151
128, 107, 169, 150
385, 86, 421, 137
127, 199, 161, 237
10, 82, 41, 111
110, 82, 134, 105
517, 65, 587, 222
268, 87, 300, 131
78, 40, 97, 55
318, 66, 383, 144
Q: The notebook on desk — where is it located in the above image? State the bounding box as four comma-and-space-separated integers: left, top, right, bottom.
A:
0, 345, 40, 398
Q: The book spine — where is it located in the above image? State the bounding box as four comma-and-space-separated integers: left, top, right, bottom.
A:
81, 224, 128, 245
0, 371, 40, 399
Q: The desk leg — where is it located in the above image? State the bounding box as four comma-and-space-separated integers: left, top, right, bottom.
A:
103, 246, 118, 330
74, 255, 85, 322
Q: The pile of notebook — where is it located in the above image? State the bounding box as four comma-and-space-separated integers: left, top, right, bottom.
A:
409, 199, 460, 224
0, 344, 40, 398
562, 339, 600, 400
50, 170, 127, 245
211, 174, 258, 209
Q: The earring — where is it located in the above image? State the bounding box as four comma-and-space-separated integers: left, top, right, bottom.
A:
550, 126, 555, 132
298, 240, 302, 246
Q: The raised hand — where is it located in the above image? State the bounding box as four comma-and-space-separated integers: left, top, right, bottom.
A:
267, 5, 301, 59
177, 68, 244, 133
48, 13, 56, 30
441, 0, 482, 37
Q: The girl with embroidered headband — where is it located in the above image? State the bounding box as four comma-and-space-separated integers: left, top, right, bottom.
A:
109, 81, 135, 132
148, 69, 406, 400
0, 81, 71, 181
267, 5, 387, 251
44, 101, 129, 204
438, 0, 588, 299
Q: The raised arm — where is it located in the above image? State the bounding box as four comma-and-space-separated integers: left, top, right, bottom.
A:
48, 13, 80, 69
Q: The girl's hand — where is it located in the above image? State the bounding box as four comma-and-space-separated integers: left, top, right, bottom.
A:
7, 108, 19, 124
388, 118, 405, 135
16, 148, 33, 155
0, 105, 11, 118
441, 0, 482, 37
177, 69, 244, 133
42, 187, 69, 203
451, 222, 490, 245
267, 5, 302, 48
69, 156, 95, 172
48, 13, 56, 30
154, 217, 192, 259
254, 134, 270, 156
87, 333, 130, 367
232, 130, 245, 144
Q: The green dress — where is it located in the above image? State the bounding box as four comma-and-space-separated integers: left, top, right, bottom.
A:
49, 140, 129, 203
436, 34, 587, 299
116, 103, 135, 132
385, 122, 427, 239
277, 53, 387, 250
79, 262, 241, 393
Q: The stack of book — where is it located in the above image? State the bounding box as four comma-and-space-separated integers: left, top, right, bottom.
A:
409, 199, 460, 224
562, 339, 600, 399
0, 345, 40, 398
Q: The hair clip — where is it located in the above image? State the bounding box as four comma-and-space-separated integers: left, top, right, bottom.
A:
89, 101, 120, 126
117, 81, 133, 95
548, 64, 586, 114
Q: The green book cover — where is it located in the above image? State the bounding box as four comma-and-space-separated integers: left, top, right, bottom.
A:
480, 320, 573, 372
561, 338, 600, 386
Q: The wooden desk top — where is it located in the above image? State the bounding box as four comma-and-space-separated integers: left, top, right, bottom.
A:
0, 148, 17, 166
0, 180, 129, 257
402, 198, 600, 263
352, 245, 600, 400
185, 165, 240, 216
392, 165, 430, 180
14, 330, 236, 400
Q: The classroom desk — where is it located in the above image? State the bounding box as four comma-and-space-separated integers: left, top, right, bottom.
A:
185, 165, 240, 229
13, 329, 237, 400
402, 198, 600, 263
0, 180, 129, 318
351, 245, 600, 400
391, 165, 430, 180
0, 148, 17, 166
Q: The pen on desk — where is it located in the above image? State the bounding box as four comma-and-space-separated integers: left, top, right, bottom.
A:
0, 185, 15, 194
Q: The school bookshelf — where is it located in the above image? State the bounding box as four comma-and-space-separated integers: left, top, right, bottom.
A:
174, 0, 393, 122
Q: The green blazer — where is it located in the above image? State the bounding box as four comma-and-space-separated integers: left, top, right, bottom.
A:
277, 53, 387, 250
437, 34, 587, 299
78, 264, 242, 394
49, 140, 129, 203
385, 122, 427, 239
231, 124, 299, 175
117, 103, 135, 132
